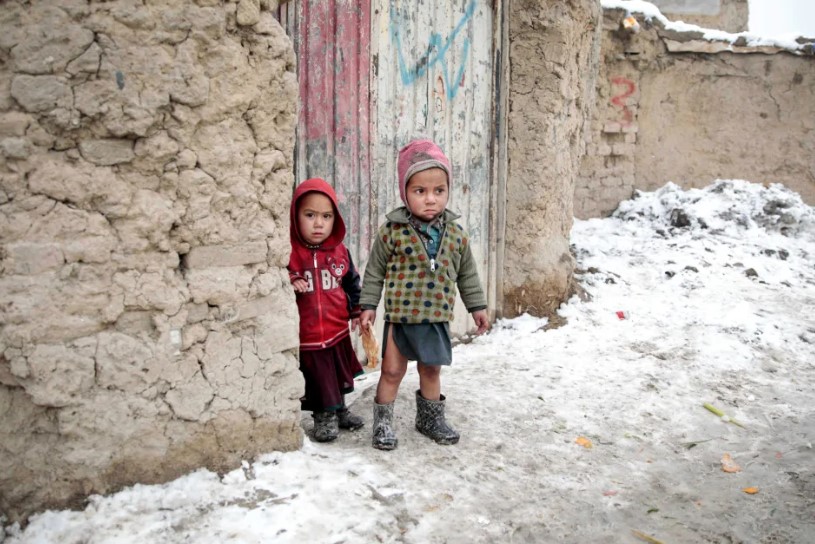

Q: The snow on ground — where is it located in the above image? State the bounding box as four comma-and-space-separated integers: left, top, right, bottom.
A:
4, 179, 814, 543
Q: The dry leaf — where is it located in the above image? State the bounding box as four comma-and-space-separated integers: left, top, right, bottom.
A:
360, 324, 380, 369
742, 487, 759, 494
721, 453, 742, 473
575, 436, 593, 449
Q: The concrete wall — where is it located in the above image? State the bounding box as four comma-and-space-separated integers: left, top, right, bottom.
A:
0, 0, 302, 523
650, 0, 748, 32
576, 8, 815, 219
503, 0, 602, 317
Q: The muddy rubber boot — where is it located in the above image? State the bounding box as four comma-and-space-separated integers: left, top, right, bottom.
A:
415, 390, 460, 445
312, 411, 339, 442
372, 401, 398, 450
337, 405, 364, 431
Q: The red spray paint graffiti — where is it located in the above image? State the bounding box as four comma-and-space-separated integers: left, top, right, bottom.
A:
610, 77, 636, 125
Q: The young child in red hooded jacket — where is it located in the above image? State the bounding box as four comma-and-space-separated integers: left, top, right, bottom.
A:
288, 178, 365, 442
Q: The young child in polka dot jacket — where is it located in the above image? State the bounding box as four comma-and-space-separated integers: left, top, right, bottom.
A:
359, 137, 490, 451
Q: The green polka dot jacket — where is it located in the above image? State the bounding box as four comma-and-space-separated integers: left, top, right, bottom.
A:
360, 207, 487, 324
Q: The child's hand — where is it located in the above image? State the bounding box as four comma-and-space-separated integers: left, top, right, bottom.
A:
360, 309, 376, 331
291, 278, 309, 293
471, 310, 490, 335
350, 317, 361, 332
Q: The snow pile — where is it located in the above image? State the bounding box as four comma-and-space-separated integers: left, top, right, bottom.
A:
570, 179, 814, 374
613, 180, 815, 238
601, 0, 814, 52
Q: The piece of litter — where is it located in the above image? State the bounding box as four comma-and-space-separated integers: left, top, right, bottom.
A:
360, 323, 380, 369
721, 453, 742, 473
703, 403, 745, 428
575, 436, 593, 449
742, 487, 759, 494
622, 15, 641, 33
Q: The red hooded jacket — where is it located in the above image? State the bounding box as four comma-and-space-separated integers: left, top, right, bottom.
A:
288, 178, 361, 350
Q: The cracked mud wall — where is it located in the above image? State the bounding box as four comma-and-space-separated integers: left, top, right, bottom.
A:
503, 0, 602, 318
0, 0, 302, 522
576, 9, 815, 218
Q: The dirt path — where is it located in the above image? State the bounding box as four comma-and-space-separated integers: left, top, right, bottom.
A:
303, 327, 815, 544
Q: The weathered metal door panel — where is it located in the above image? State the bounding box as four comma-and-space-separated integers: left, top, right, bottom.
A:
372, 0, 495, 335
282, 0, 373, 264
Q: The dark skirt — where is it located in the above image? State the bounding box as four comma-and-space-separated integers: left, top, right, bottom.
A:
299, 335, 364, 412
383, 322, 452, 366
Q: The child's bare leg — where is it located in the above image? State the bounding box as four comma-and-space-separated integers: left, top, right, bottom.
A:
375, 326, 407, 404
416, 363, 441, 401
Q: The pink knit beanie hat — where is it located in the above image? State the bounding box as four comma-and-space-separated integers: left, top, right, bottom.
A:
397, 138, 451, 208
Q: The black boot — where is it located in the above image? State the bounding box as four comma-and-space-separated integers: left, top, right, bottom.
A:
415, 390, 460, 445
337, 407, 364, 430
312, 411, 339, 442
372, 401, 398, 450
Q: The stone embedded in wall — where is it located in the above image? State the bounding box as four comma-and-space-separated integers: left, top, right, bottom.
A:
11, 75, 72, 112
184, 241, 269, 268
0, 0, 301, 524
8, 8, 95, 74
237, 0, 262, 27
79, 138, 136, 165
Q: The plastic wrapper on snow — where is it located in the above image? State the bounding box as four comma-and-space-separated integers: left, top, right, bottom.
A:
613, 180, 815, 239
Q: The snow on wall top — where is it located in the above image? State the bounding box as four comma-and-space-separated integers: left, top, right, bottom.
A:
602, 0, 814, 54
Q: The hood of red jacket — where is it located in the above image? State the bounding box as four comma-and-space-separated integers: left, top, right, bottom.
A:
290, 178, 346, 250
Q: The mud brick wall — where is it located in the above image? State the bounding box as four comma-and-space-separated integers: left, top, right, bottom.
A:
503, 0, 602, 317
576, 8, 815, 219
0, 0, 302, 522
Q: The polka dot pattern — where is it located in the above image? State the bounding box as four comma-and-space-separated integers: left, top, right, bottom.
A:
372, 220, 481, 324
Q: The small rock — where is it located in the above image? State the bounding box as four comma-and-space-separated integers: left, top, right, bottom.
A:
745, 268, 758, 278
763, 200, 791, 215
79, 138, 135, 165
237, 0, 261, 26
669, 208, 691, 228
0, 137, 30, 159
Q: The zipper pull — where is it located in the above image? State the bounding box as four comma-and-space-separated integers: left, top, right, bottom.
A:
430, 258, 436, 272
313, 251, 318, 268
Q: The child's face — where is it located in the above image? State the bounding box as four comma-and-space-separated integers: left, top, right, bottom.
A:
405, 168, 449, 222
297, 192, 335, 246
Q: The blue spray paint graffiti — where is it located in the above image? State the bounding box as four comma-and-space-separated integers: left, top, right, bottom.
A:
390, 1, 476, 101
